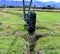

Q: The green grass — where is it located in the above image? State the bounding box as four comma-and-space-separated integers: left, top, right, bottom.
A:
0, 10, 29, 54
0, 9, 60, 54
45, 49, 60, 54
37, 12, 60, 24
36, 12, 60, 36
35, 12, 60, 54
0, 35, 29, 54
35, 36, 60, 54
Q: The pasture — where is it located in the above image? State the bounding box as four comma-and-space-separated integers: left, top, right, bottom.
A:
0, 8, 60, 54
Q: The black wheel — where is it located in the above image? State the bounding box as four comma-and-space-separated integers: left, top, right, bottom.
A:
28, 12, 36, 35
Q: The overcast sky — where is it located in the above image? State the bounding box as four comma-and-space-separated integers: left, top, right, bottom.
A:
13, 0, 60, 2
1, 0, 60, 2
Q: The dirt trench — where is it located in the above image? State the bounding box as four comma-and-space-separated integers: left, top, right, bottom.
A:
27, 33, 46, 54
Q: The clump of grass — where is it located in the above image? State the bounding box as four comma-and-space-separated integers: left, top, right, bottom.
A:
0, 28, 4, 31
45, 49, 60, 54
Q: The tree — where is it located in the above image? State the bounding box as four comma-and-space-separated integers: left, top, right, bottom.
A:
2, 4, 7, 8
41, 5, 55, 9
8, 6, 16, 8
34, 5, 36, 8
41, 7, 46, 9
46, 5, 55, 9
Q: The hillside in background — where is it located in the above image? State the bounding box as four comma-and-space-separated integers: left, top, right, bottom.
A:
0, 0, 60, 8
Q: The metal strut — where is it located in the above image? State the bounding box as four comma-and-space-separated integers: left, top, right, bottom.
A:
28, 0, 32, 15
23, 0, 25, 19
23, 0, 32, 17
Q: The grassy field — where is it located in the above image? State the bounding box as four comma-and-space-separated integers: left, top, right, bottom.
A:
0, 8, 60, 54
0, 9, 29, 54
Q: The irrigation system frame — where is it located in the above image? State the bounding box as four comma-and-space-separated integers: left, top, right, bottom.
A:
23, 0, 32, 17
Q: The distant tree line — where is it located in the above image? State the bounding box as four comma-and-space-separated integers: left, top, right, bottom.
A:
0, 4, 22, 8
33, 5, 56, 9
0, 4, 60, 9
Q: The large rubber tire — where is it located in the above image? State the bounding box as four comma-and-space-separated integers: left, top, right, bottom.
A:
28, 12, 36, 35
